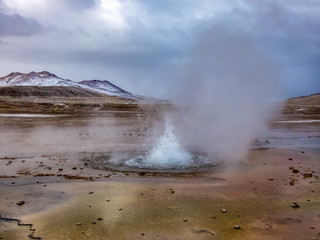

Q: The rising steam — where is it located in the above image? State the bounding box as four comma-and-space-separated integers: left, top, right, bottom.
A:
165, 26, 282, 162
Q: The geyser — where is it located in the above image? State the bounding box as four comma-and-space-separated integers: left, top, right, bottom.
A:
125, 118, 210, 169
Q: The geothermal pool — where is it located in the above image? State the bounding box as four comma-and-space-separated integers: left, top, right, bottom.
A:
80, 118, 214, 173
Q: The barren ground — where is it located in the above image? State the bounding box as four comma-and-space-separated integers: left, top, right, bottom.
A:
0, 93, 319, 240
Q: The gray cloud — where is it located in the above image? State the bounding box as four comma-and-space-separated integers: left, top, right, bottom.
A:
248, 2, 320, 97
0, 12, 45, 37
0, 39, 8, 44
0, 0, 319, 97
63, 0, 97, 10
179, 1, 320, 98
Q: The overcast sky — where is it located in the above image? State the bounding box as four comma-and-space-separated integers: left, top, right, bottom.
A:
0, 0, 319, 98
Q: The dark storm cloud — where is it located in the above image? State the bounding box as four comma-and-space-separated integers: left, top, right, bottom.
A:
0, 12, 45, 37
189, 1, 320, 97
114, 0, 320, 97
251, 2, 320, 97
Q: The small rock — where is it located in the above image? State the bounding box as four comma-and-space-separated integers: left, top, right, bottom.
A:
76, 222, 82, 225
16, 201, 25, 206
303, 173, 313, 178
234, 225, 240, 230
290, 180, 295, 186
97, 218, 103, 221
291, 202, 300, 209
183, 219, 188, 222
288, 158, 293, 161
141, 233, 145, 236
221, 209, 227, 213
118, 208, 123, 211
88, 192, 93, 194
292, 169, 299, 174
91, 222, 96, 224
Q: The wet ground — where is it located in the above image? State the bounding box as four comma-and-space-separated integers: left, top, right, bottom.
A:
0, 108, 319, 239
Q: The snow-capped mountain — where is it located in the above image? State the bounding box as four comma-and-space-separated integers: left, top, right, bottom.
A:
0, 71, 133, 98
79, 80, 131, 96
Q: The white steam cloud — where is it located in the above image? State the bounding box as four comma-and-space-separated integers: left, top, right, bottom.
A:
167, 26, 282, 161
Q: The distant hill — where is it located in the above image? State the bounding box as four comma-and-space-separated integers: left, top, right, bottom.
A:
283, 93, 320, 119
0, 71, 133, 98
0, 86, 104, 97
287, 93, 320, 105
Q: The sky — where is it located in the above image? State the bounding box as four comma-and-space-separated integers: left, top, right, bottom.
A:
0, 0, 319, 98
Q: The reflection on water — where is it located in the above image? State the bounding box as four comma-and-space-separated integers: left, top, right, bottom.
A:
255, 121, 320, 148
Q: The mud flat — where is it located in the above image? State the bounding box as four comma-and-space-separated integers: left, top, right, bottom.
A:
0, 95, 319, 240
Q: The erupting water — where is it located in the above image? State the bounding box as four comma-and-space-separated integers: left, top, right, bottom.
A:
125, 118, 209, 169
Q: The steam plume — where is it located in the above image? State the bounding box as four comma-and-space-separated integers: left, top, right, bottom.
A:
167, 26, 282, 161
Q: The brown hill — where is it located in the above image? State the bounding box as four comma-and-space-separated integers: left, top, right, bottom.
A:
0, 86, 104, 97
283, 93, 320, 119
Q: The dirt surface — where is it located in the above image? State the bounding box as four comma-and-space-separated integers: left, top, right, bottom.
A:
0, 94, 319, 240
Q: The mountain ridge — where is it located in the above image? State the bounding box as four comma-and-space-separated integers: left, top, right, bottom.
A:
0, 71, 133, 98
